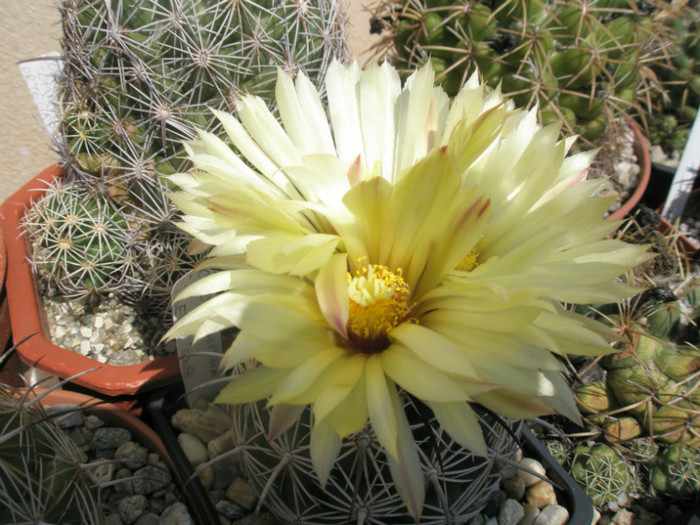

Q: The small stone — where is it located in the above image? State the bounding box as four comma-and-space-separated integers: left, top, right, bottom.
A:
208, 430, 235, 459
114, 467, 135, 496
95, 315, 105, 328
93, 427, 133, 451
611, 509, 634, 525
134, 513, 160, 525
484, 518, 498, 525
171, 408, 205, 434
520, 503, 540, 525
54, 325, 66, 339
215, 499, 246, 520
197, 465, 214, 491
178, 432, 208, 467
92, 462, 116, 484
80, 340, 92, 355
484, 489, 507, 516
80, 325, 93, 338
592, 509, 601, 525
517, 458, 547, 487
104, 513, 123, 525
160, 502, 195, 525
502, 475, 526, 500
115, 441, 149, 470
498, 498, 524, 525
468, 514, 486, 525
534, 505, 569, 525
189, 406, 233, 443
47, 404, 86, 429
526, 480, 557, 509
226, 478, 258, 510
117, 494, 148, 524
85, 414, 105, 430
132, 463, 172, 495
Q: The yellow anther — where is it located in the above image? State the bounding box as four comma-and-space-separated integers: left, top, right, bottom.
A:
346, 264, 413, 353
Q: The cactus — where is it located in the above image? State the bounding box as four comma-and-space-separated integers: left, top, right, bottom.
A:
646, 8, 700, 159
230, 390, 521, 523
650, 444, 700, 498
373, 0, 682, 150
42, 0, 349, 310
570, 443, 638, 507
0, 383, 101, 524
21, 178, 135, 299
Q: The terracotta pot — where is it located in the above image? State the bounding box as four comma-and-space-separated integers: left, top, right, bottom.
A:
0, 165, 181, 397
0, 228, 10, 354
607, 120, 652, 221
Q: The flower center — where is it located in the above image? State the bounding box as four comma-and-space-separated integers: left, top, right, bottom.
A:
346, 264, 412, 354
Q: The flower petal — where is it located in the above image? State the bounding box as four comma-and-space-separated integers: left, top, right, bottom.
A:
268, 404, 306, 442
216, 366, 289, 404
380, 345, 469, 402
315, 253, 349, 339
310, 416, 342, 489
386, 384, 425, 522
365, 354, 398, 460
428, 401, 488, 456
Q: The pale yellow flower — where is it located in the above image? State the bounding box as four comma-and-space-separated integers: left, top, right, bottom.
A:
166, 61, 649, 520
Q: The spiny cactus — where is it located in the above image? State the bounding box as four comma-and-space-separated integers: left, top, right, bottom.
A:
21, 178, 135, 299
231, 391, 521, 524
0, 383, 102, 524
570, 443, 638, 507
373, 0, 681, 149
646, 7, 700, 159
650, 444, 700, 497
46, 0, 349, 310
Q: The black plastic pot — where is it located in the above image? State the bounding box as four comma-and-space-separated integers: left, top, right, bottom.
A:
147, 384, 596, 525
519, 426, 594, 525
144, 384, 220, 525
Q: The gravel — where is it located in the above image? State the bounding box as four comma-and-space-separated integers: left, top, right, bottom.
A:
49, 403, 195, 525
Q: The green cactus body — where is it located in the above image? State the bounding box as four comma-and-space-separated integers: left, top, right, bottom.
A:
0, 386, 101, 524
21, 178, 134, 299
382, 0, 683, 151
650, 445, 700, 497
230, 393, 521, 523
570, 443, 637, 507
49, 0, 349, 310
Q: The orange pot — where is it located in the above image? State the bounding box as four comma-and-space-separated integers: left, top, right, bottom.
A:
606, 120, 652, 221
0, 165, 181, 397
0, 228, 10, 354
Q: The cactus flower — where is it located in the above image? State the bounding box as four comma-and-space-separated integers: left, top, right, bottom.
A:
166, 60, 649, 520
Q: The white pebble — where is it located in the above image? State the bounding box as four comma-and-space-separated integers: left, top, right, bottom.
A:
534, 504, 569, 525
80, 340, 91, 356
177, 432, 208, 467
80, 326, 93, 338
517, 458, 547, 487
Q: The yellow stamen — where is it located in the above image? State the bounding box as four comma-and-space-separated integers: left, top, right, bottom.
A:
456, 246, 480, 272
346, 264, 413, 354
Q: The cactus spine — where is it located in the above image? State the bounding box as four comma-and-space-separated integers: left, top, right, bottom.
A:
0, 384, 101, 524
231, 392, 521, 523
373, 0, 685, 149
35, 0, 349, 312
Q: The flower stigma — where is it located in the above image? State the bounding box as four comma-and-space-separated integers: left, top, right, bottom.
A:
346, 264, 413, 354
